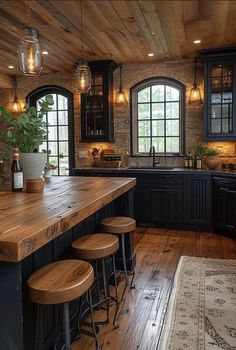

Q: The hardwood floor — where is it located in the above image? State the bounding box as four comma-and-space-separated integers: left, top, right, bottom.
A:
72, 228, 236, 350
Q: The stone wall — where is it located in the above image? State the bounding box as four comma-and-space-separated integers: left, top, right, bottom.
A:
0, 59, 235, 174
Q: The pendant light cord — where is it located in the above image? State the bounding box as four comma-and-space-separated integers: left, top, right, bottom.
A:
81, 0, 84, 52
194, 56, 198, 88
12, 75, 17, 102
119, 63, 123, 91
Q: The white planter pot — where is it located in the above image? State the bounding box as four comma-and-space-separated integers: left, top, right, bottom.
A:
43, 169, 52, 179
20, 153, 47, 181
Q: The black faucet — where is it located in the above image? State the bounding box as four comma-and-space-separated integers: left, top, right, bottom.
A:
149, 145, 160, 167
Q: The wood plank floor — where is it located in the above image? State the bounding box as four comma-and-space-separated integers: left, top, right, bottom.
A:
72, 228, 236, 350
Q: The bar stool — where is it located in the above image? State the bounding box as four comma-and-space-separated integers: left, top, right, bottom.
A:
100, 216, 136, 299
71, 233, 119, 328
28, 259, 99, 350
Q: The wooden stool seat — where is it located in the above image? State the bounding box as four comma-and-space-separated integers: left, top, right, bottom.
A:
100, 216, 136, 234
28, 260, 94, 305
72, 233, 119, 260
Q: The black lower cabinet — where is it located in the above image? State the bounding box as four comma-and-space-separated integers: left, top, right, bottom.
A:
133, 184, 150, 221
150, 188, 183, 223
183, 174, 212, 230
213, 176, 236, 234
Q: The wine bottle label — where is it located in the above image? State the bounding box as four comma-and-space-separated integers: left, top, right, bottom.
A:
13, 172, 23, 189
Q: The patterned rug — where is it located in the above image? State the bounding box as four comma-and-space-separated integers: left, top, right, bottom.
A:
158, 256, 236, 350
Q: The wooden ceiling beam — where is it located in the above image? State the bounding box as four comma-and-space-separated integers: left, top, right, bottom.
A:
0, 74, 12, 89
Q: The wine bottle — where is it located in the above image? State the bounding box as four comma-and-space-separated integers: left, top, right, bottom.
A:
196, 155, 202, 169
188, 153, 193, 169
11, 148, 23, 192
184, 151, 189, 169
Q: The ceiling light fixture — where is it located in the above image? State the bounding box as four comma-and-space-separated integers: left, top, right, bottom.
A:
42, 50, 48, 55
18, 27, 42, 77
148, 53, 154, 57
8, 65, 14, 69
193, 39, 201, 44
189, 56, 202, 106
8, 75, 24, 115
75, 0, 91, 94
115, 63, 128, 106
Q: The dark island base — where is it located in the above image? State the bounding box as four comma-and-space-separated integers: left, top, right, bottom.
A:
0, 190, 135, 350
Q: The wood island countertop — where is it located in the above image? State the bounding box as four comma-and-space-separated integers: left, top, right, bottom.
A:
0, 176, 136, 262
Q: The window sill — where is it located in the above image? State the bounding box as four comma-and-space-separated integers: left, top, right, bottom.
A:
130, 154, 184, 158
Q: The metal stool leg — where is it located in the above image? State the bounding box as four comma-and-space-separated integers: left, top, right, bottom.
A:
88, 289, 101, 350
121, 233, 128, 300
112, 253, 119, 328
130, 255, 135, 288
101, 258, 110, 323
63, 302, 71, 350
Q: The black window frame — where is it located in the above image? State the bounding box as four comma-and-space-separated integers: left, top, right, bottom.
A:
27, 85, 74, 175
130, 77, 186, 156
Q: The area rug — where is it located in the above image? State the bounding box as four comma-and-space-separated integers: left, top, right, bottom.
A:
158, 256, 236, 350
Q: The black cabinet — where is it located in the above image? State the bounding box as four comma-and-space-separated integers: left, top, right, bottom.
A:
80, 60, 117, 142
200, 48, 236, 140
184, 174, 212, 229
133, 184, 150, 222
213, 176, 236, 233
150, 188, 182, 223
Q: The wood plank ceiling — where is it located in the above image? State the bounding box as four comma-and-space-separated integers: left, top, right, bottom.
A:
0, 0, 236, 88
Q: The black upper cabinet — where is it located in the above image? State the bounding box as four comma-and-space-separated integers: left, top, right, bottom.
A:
80, 60, 117, 142
200, 48, 236, 140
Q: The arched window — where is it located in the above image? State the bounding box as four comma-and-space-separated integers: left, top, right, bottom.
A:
130, 77, 186, 155
27, 85, 74, 175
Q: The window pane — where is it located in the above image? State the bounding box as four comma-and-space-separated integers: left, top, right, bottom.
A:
152, 103, 164, 119
211, 93, 221, 104
152, 137, 165, 153
166, 102, 179, 119
138, 104, 150, 119
222, 92, 232, 103
222, 104, 232, 118
138, 87, 150, 102
58, 111, 68, 125
222, 119, 229, 133
39, 143, 47, 152
59, 126, 68, 140
48, 142, 58, 155
58, 95, 68, 110
59, 157, 69, 175
166, 120, 179, 136
48, 156, 58, 167
211, 105, 221, 118
166, 137, 179, 153
48, 126, 57, 141
47, 111, 57, 125
211, 119, 221, 133
59, 142, 68, 156
152, 85, 164, 102
138, 138, 150, 152
152, 120, 164, 136
166, 86, 179, 101
138, 120, 150, 136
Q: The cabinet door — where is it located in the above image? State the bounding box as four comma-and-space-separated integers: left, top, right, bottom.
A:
133, 185, 150, 221
226, 189, 236, 231
214, 187, 227, 228
184, 175, 212, 225
150, 189, 183, 223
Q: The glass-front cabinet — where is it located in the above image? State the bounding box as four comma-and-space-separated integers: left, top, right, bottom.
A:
200, 48, 236, 140
80, 60, 117, 142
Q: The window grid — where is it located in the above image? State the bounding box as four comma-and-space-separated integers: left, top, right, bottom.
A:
137, 85, 180, 154
38, 93, 69, 176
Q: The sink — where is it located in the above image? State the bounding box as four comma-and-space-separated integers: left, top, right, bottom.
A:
129, 166, 174, 170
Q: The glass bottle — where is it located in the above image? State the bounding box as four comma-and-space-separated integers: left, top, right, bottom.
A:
11, 148, 23, 192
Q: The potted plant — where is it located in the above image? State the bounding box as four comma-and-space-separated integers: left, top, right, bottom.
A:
0, 95, 54, 180
204, 146, 220, 170
43, 162, 57, 178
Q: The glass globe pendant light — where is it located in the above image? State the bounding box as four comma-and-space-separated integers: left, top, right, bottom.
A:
115, 64, 128, 106
18, 27, 42, 77
75, 0, 91, 93
8, 75, 24, 115
75, 58, 91, 93
189, 56, 202, 106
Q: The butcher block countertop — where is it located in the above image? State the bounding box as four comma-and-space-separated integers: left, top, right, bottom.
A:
0, 176, 136, 262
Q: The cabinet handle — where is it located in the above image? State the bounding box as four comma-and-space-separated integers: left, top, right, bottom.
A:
226, 224, 235, 229
161, 185, 169, 189
219, 187, 229, 191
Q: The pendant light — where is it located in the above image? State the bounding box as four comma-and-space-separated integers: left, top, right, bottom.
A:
189, 56, 202, 106
8, 75, 24, 115
18, 27, 42, 77
115, 64, 128, 106
75, 0, 91, 93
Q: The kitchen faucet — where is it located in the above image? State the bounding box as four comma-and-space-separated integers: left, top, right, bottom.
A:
149, 145, 160, 167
